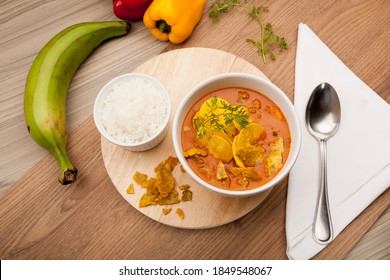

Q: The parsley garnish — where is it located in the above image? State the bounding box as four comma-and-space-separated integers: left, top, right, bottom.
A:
209, 0, 288, 64
193, 96, 249, 139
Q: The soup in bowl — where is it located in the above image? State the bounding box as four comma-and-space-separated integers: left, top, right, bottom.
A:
172, 73, 301, 197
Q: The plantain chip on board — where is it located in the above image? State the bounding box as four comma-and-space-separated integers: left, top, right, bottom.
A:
126, 183, 135, 194
138, 156, 181, 208
162, 208, 172, 215
176, 208, 185, 219
133, 171, 148, 186
178, 184, 190, 190
158, 190, 180, 205
181, 190, 193, 202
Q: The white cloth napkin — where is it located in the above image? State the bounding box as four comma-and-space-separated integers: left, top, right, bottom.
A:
286, 23, 390, 260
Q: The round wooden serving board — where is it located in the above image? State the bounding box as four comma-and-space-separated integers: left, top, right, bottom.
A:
101, 47, 272, 229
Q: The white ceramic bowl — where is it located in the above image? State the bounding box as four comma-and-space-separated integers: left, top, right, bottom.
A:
93, 73, 171, 151
172, 72, 301, 197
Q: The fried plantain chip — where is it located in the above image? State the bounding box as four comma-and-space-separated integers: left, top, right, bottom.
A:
159, 190, 180, 205
264, 137, 284, 177
227, 167, 262, 181
139, 194, 158, 207
178, 184, 190, 190
176, 208, 185, 219
216, 161, 228, 180
265, 150, 283, 177
183, 147, 207, 157
232, 136, 245, 168
237, 123, 264, 147
208, 135, 233, 163
126, 183, 135, 194
137, 156, 181, 208
135, 156, 193, 217
133, 171, 148, 186
181, 190, 193, 202
235, 144, 264, 167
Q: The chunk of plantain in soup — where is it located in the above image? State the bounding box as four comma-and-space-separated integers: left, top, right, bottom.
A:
235, 144, 265, 167
208, 135, 233, 163
264, 137, 284, 177
237, 123, 265, 147
216, 160, 228, 180
227, 167, 262, 181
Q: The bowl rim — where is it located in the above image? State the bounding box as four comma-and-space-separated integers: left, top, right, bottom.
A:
93, 72, 171, 148
172, 72, 301, 197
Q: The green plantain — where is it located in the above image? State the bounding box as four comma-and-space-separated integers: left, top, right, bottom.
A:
24, 21, 131, 185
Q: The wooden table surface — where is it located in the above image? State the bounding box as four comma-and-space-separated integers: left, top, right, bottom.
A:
0, 0, 389, 259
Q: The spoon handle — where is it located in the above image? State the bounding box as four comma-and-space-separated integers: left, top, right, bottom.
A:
313, 139, 334, 244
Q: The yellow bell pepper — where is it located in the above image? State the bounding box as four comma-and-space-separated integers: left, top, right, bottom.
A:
143, 0, 207, 44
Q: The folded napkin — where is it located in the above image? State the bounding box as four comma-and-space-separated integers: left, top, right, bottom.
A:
286, 23, 390, 260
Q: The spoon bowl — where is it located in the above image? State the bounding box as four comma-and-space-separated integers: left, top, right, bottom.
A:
306, 83, 341, 140
306, 82, 341, 244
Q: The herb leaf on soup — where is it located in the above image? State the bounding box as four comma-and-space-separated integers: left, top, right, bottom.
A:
193, 96, 249, 139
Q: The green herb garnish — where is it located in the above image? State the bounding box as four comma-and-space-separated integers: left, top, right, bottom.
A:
209, 0, 288, 64
193, 96, 249, 139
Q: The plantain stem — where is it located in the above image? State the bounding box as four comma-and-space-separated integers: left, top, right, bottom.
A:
59, 168, 78, 185
52, 147, 78, 185
125, 21, 132, 32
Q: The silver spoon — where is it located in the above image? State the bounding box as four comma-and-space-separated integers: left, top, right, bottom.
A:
305, 82, 341, 245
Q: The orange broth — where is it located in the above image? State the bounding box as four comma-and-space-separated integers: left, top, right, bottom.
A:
181, 87, 291, 191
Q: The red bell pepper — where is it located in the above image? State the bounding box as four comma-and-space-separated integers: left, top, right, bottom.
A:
112, 0, 152, 20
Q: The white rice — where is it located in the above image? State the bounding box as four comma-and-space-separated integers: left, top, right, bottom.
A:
101, 77, 168, 144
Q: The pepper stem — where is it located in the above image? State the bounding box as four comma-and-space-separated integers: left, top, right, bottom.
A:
156, 20, 171, 34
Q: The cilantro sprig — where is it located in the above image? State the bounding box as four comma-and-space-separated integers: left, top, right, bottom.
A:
193, 96, 249, 139
209, 0, 288, 64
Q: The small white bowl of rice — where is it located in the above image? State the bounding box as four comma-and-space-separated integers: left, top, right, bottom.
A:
93, 73, 171, 151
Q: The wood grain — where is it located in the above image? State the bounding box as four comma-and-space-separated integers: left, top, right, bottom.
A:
0, 0, 389, 259
0, 113, 388, 259
0, 0, 168, 190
